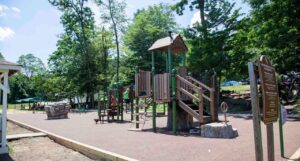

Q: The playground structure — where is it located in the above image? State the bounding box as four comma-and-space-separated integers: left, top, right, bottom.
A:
95, 85, 134, 123
130, 32, 218, 133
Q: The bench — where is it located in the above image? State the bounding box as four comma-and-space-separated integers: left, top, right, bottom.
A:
94, 114, 107, 124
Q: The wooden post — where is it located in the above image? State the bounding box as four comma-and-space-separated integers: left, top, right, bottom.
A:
248, 62, 263, 161
130, 85, 134, 121
172, 69, 177, 134
152, 52, 156, 132
0, 71, 8, 154
165, 52, 168, 72
135, 68, 139, 128
199, 89, 204, 123
267, 123, 275, 161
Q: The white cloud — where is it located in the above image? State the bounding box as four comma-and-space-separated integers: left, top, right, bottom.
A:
11, 7, 21, 13
190, 11, 201, 26
0, 4, 9, 16
86, 1, 102, 26
0, 4, 21, 17
0, 27, 15, 41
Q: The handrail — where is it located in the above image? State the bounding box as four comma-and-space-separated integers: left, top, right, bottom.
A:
186, 76, 213, 92
177, 75, 212, 102
178, 100, 200, 121
176, 75, 201, 93
177, 87, 200, 102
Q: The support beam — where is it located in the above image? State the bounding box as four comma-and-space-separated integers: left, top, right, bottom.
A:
0, 71, 8, 154
172, 69, 177, 134
152, 52, 156, 132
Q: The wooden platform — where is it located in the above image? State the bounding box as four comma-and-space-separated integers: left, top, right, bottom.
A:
7, 132, 47, 141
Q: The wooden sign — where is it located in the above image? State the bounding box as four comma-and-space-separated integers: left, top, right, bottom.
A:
258, 55, 279, 124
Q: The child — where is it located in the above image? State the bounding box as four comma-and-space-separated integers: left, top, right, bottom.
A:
123, 88, 130, 113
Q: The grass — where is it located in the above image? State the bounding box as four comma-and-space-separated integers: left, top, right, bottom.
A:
0, 104, 20, 110
292, 97, 300, 115
221, 85, 250, 93
147, 103, 168, 113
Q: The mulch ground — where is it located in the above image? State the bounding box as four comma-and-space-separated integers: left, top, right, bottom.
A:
8, 110, 300, 161
0, 121, 94, 161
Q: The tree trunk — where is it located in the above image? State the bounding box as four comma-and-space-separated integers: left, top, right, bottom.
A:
167, 103, 193, 131
90, 93, 95, 109
198, 0, 207, 37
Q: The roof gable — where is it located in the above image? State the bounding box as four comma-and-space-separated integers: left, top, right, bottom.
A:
148, 34, 188, 54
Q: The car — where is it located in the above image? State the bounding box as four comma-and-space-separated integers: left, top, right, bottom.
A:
221, 81, 242, 86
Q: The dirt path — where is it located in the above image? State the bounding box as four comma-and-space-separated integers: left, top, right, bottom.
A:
0, 121, 94, 161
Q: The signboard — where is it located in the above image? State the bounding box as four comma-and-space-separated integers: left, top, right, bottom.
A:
258, 55, 279, 124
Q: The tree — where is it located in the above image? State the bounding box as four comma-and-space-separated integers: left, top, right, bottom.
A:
173, 0, 241, 80
49, 0, 100, 107
9, 54, 47, 102
95, 0, 128, 84
240, 0, 300, 74
17, 53, 46, 78
124, 4, 177, 72
0, 52, 4, 60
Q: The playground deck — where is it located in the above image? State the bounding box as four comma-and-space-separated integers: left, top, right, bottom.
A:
8, 111, 300, 161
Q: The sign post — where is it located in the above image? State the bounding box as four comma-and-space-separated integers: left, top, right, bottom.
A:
258, 55, 279, 161
248, 55, 280, 161
248, 62, 264, 161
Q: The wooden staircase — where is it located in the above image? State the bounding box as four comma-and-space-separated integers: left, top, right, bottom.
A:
176, 75, 217, 123
128, 97, 153, 131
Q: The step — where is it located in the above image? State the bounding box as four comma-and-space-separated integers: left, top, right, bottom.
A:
131, 121, 145, 124
128, 127, 143, 131
203, 116, 212, 123
7, 132, 47, 141
135, 104, 147, 108
132, 113, 145, 116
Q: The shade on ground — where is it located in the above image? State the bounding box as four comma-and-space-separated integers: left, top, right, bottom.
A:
8, 111, 300, 161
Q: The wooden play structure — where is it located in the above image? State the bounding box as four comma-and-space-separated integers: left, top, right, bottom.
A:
130, 32, 218, 133
94, 86, 133, 123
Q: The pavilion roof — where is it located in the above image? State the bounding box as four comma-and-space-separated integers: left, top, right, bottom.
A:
0, 60, 22, 76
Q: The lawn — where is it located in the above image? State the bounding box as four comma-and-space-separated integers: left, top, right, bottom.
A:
221, 85, 250, 93
0, 104, 21, 110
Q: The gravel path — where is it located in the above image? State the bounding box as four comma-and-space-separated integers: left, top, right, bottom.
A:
8, 111, 300, 161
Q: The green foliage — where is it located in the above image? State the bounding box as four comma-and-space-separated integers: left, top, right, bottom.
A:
0, 52, 4, 60
239, 0, 300, 74
49, 0, 102, 105
17, 53, 46, 78
176, 0, 241, 80
95, 0, 128, 83
123, 3, 177, 72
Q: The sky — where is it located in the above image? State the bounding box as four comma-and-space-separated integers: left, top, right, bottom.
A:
0, 0, 250, 65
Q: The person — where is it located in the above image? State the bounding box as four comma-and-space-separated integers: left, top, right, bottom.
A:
32, 102, 37, 114
110, 95, 117, 110
123, 88, 130, 113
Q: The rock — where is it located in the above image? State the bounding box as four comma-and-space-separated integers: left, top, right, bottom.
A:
45, 104, 70, 120
201, 123, 238, 138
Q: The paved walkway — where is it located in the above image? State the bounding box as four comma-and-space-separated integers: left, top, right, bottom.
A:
8, 111, 300, 161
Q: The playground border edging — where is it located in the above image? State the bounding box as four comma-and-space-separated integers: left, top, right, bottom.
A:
7, 118, 138, 161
